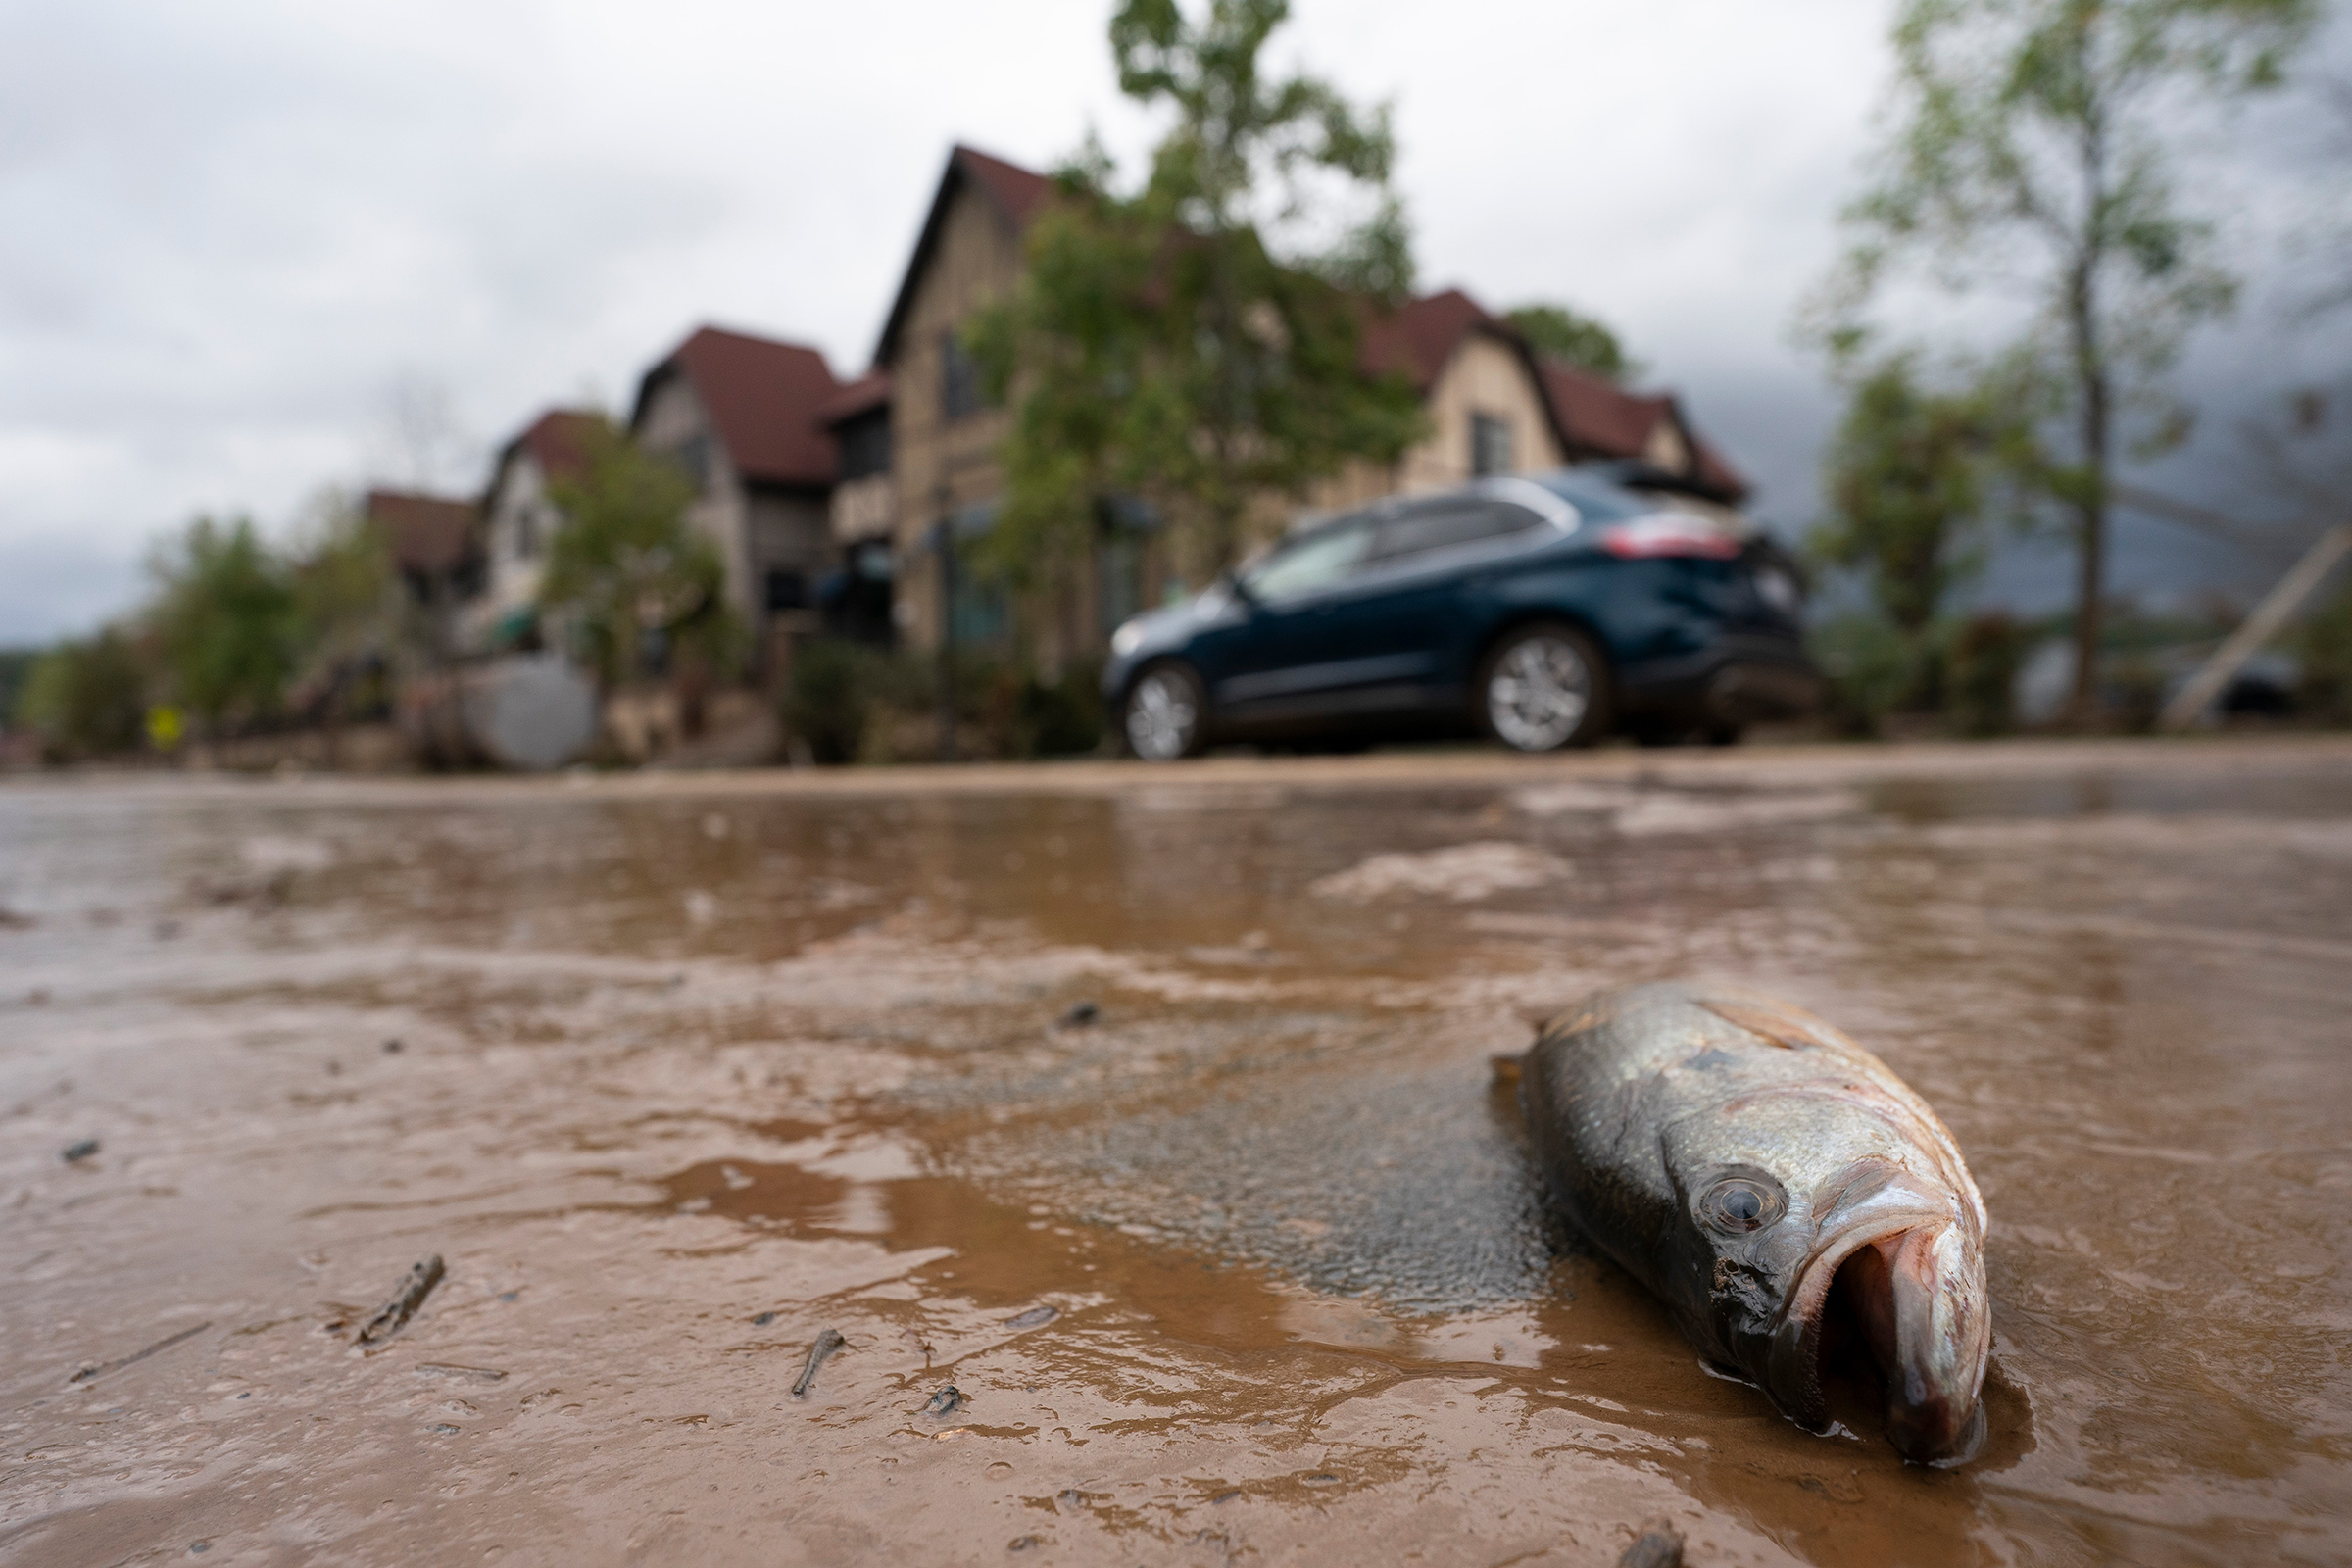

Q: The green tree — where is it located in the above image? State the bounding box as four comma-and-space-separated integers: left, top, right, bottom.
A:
1812, 355, 2011, 652
969, 0, 1428, 594
150, 515, 299, 732
286, 489, 401, 717
1827, 0, 2316, 723
1504, 304, 1637, 381
16, 629, 150, 759
539, 418, 740, 689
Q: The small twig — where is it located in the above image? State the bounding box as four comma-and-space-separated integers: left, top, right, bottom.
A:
355, 1255, 445, 1347
69, 1321, 211, 1385
791, 1329, 845, 1398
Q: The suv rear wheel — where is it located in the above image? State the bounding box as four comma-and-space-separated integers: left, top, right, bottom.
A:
1122, 662, 1207, 760
1476, 623, 1610, 751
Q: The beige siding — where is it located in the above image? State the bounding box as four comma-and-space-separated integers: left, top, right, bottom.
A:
479, 451, 553, 615
888, 182, 1026, 652
636, 377, 757, 630
1303, 330, 1563, 532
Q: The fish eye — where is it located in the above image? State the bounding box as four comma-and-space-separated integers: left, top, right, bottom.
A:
1697, 1173, 1787, 1235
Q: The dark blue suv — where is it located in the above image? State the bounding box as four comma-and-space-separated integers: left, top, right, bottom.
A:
1102, 468, 1817, 759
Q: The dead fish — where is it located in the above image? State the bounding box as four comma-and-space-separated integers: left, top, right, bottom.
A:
792, 1329, 845, 1398
1521, 982, 1990, 1463
922, 1385, 963, 1417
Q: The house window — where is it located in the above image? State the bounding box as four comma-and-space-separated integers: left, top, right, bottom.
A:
1470, 412, 1513, 477
675, 434, 713, 491
941, 329, 985, 421
514, 505, 539, 560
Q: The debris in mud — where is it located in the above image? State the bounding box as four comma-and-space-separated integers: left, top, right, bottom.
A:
1056, 1001, 1101, 1028
192, 870, 294, 912
791, 1328, 845, 1398
381, 1038, 403, 1054
415, 1363, 507, 1383
1308, 841, 1568, 904
68, 1320, 211, 1384
1004, 1305, 1058, 1330
61, 1138, 100, 1163
1617, 1524, 1685, 1568
922, 1385, 964, 1417
752, 1311, 777, 1326
353, 1255, 445, 1347
1007, 1537, 1042, 1552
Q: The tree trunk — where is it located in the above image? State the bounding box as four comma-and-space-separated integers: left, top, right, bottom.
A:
2069, 369, 2110, 726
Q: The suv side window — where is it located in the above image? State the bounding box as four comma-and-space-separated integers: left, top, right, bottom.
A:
1241, 519, 1375, 603
1372, 500, 1544, 564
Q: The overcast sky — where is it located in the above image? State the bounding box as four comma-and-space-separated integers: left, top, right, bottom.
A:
3, 0, 2346, 645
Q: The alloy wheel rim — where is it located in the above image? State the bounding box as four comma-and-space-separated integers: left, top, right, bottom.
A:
1127, 671, 1197, 760
1488, 636, 1591, 751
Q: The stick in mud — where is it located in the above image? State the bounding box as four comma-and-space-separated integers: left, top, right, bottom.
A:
355, 1255, 445, 1347
68, 1321, 211, 1385
792, 1328, 845, 1398
1617, 1524, 1684, 1568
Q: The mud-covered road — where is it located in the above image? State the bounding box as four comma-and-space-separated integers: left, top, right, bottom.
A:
4, 739, 2349, 1566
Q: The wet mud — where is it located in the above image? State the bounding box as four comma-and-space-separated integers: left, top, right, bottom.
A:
3, 740, 2350, 1565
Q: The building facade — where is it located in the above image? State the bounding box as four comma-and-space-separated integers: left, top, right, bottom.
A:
847, 145, 1753, 670
630, 327, 847, 670
470, 409, 596, 652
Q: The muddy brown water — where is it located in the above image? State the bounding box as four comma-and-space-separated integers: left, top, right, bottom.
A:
3, 741, 2349, 1566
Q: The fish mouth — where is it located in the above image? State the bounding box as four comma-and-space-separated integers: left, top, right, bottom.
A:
1767, 1201, 1991, 1463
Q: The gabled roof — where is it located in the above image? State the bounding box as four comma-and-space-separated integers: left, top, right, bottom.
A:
365, 488, 477, 575
631, 326, 843, 490
816, 370, 892, 428
1360, 288, 1498, 394
493, 408, 600, 494
1365, 287, 1751, 503
873, 144, 1054, 367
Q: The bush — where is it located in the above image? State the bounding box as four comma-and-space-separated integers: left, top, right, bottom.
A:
780, 642, 1106, 765
1944, 612, 2025, 736
2294, 579, 2352, 725
780, 640, 888, 764
1811, 612, 1918, 737
16, 630, 150, 760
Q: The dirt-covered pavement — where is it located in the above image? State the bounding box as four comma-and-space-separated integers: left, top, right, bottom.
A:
4, 737, 2349, 1567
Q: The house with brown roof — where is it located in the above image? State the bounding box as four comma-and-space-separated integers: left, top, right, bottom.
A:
470, 408, 598, 650
363, 487, 482, 659
630, 326, 846, 665
851, 144, 1753, 670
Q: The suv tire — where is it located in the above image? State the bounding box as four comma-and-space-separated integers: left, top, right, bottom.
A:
1476, 623, 1611, 752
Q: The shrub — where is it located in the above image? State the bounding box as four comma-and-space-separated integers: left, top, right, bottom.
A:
16, 630, 150, 760
1944, 612, 2025, 736
2293, 580, 2352, 725
1811, 612, 1918, 737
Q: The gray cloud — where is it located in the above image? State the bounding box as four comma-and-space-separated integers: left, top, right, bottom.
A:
1, 0, 2344, 646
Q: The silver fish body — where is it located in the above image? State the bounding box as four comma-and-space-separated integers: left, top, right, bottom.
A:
1522, 981, 1990, 1462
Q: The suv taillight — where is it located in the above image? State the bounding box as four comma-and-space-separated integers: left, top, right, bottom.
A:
1598, 515, 1744, 560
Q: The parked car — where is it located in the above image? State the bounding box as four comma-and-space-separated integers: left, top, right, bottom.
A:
1102, 469, 1818, 760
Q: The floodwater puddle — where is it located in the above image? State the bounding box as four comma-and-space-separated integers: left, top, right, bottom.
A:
3, 744, 2350, 1564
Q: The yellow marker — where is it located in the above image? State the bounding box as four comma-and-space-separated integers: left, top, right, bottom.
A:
145, 706, 184, 749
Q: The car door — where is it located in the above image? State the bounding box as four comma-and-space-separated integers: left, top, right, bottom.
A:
1189, 515, 1385, 719
1321, 495, 1558, 706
